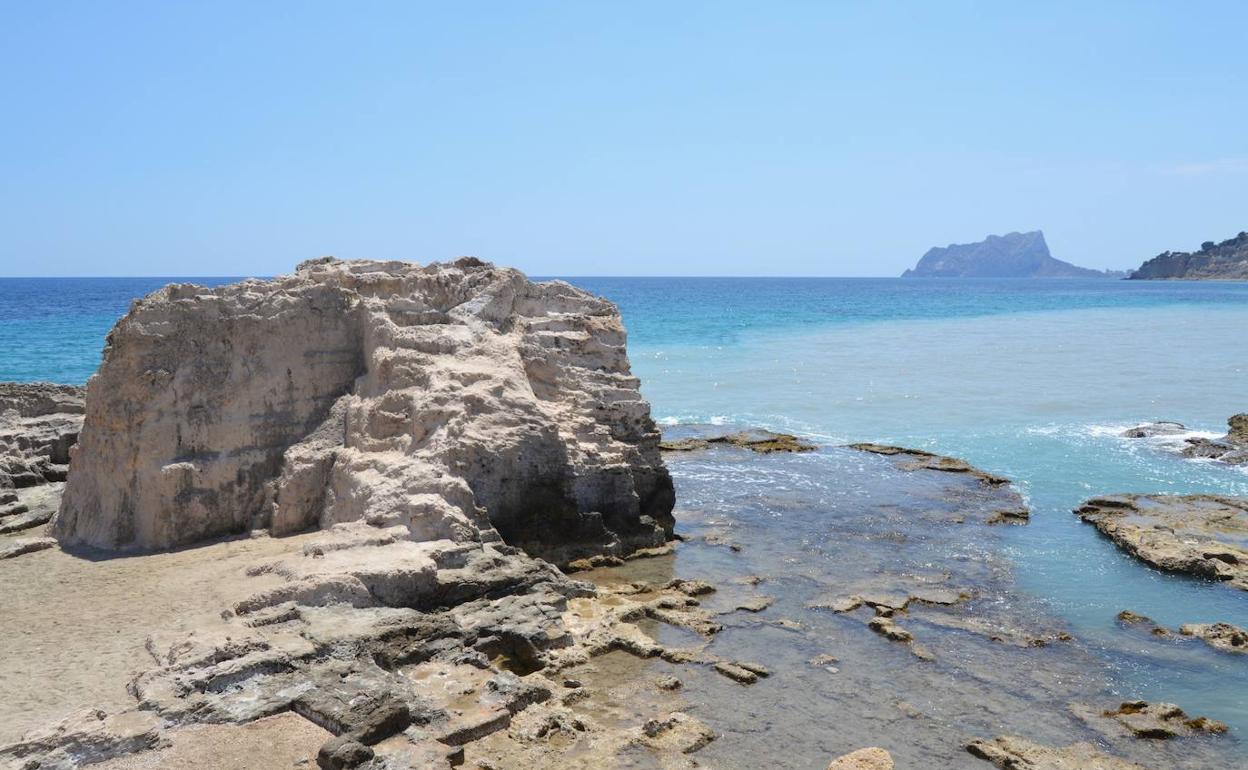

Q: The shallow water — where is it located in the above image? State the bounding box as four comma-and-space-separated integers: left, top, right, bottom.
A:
584, 443, 1243, 768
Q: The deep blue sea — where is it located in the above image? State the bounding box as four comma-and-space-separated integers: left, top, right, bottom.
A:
3, 274, 1248, 755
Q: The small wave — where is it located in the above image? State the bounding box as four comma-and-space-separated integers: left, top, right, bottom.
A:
1084, 423, 1138, 438
1083, 423, 1220, 445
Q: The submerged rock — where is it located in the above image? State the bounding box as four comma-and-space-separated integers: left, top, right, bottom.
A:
53, 258, 674, 564
1075, 495, 1248, 590
639, 712, 716, 754
659, 427, 818, 454
1115, 610, 1172, 637
1179, 622, 1248, 654
847, 444, 1010, 484
846, 444, 1029, 524
1121, 421, 1187, 438
966, 736, 1148, 769
1092, 701, 1228, 740
711, 660, 770, 685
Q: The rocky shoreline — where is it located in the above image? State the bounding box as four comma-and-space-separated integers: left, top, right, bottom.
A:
1, 260, 1243, 770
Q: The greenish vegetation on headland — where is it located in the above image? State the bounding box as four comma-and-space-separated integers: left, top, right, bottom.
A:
1127, 230, 1248, 280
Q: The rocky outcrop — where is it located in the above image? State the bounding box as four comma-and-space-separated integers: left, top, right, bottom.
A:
1179, 622, 1247, 654
1121, 415, 1248, 465
1128, 230, 1248, 280
1075, 495, 1248, 590
0, 383, 83, 490
0, 383, 80, 539
1180, 414, 1248, 465
901, 231, 1122, 278
827, 747, 894, 770
1115, 610, 1171, 638
52, 258, 674, 565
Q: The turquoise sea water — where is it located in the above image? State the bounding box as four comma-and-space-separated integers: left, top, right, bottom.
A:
3, 275, 1247, 750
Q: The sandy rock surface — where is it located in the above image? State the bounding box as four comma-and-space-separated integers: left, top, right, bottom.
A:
827, 746, 894, 769
1075, 494, 1248, 590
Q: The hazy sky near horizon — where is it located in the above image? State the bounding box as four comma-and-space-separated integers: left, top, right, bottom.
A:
3, 2, 1246, 277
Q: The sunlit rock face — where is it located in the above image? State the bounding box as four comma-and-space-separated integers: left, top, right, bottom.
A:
53, 257, 674, 561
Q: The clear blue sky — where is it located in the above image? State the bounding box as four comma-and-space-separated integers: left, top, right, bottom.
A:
2, 2, 1246, 277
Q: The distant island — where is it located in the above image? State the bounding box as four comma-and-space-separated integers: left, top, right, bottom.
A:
1127, 230, 1248, 280
901, 230, 1125, 278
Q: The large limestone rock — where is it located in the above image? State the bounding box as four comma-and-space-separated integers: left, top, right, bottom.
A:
53, 257, 674, 562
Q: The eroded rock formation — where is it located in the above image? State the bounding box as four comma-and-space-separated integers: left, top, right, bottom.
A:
53, 258, 674, 563
0, 383, 83, 543
0, 383, 83, 490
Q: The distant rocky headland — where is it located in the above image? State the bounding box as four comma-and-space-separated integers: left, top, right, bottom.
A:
1127, 230, 1248, 280
901, 231, 1124, 278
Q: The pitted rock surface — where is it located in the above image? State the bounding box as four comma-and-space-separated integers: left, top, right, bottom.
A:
1075, 494, 1248, 591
